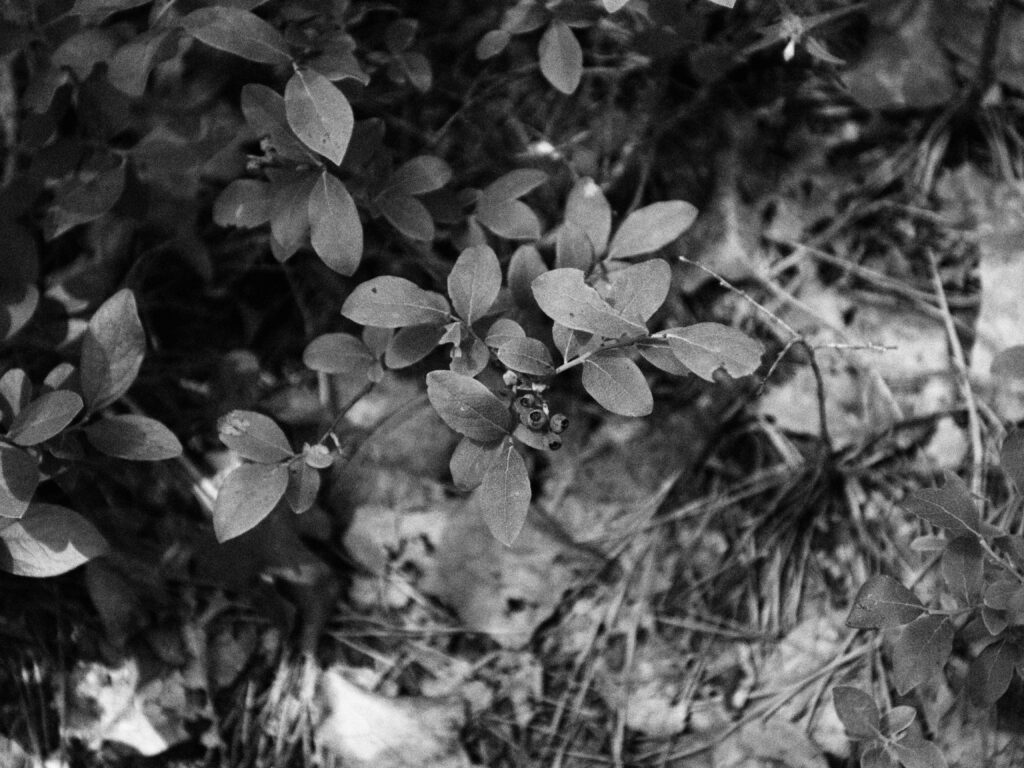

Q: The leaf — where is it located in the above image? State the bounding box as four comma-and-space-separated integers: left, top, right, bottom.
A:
0, 504, 108, 577
448, 245, 502, 323
426, 371, 513, 441
880, 706, 916, 737
309, 172, 362, 275
218, 410, 293, 463
71, 0, 152, 18
48, 161, 126, 238
480, 169, 548, 203
555, 223, 594, 271
342, 277, 451, 328
1000, 429, 1024, 492
508, 245, 547, 307
0, 369, 30, 427
80, 289, 146, 412
991, 345, 1024, 380
476, 198, 541, 240
384, 324, 446, 368
890, 737, 948, 768
285, 457, 320, 514
270, 175, 315, 258
378, 194, 435, 241
497, 338, 554, 376
383, 155, 452, 196
966, 639, 1021, 705
661, 323, 762, 381
831, 686, 880, 739
214, 179, 272, 228
476, 29, 511, 59
240, 83, 311, 161
532, 269, 646, 339
213, 463, 288, 542
478, 439, 531, 546
182, 7, 290, 64
6, 391, 83, 446
303, 333, 375, 375
581, 352, 653, 417
450, 437, 502, 490
903, 472, 981, 537
83, 414, 181, 461
106, 28, 175, 97
941, 535, 984, 605
707, 0, 736, 6
285, 68, 354, 165
0, 445, 39, 520
607, 201, 698, 260
603, 0, 632, 11
538, 21, 583, 95
638, 344, 691, 375
892, 615, 954, 694
603, 260, 671, 322
846, 575, 925, 628
485, 319, 526, 349
566, 177, 611, 254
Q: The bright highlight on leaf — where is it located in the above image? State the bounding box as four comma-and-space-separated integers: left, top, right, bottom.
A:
538, 21, 582, 95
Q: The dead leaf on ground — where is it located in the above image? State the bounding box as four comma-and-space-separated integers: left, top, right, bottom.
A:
316, 667, 473, 768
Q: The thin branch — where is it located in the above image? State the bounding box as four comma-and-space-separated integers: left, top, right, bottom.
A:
926, 249, 985, 497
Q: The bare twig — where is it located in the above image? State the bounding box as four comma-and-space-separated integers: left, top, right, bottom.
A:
926, 250, 985, 497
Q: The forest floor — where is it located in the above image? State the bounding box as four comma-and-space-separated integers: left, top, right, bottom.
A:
4, 5, 1024, 767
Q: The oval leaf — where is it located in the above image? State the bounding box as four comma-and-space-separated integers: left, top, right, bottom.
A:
84, 414, 182, 461
182, 7, 291, 65
80, 289, 146, 412
478, 439, 531, 546
485, 319, 526, 349
383, 155, 452, 196
285, 457, 321, 514
555, 222, 594, 271
1000, 428, 1024, 492
581, 353, 653, 417
662, 323, 763, 381
450, 437, 502, 491
476, 198, 541, 241
846, 575, 925, 628
497, 337, 554, 376
0, 368, 30, 427
508, 244, 547, 307
448, 245, 502, 323
0, 444, 39, 519
603, 259, 671, 322
992, 345, 1024, 381
214, 179, 272, 229
538, 21, 582, 95
532, 269, 646, 339
607, 201, 698, 260
480, 169, 548, 203
892, 614, 954, 695
832, 686, 880, 739
213, 463, 288, 542
378, 194, 435, 241
942, 535, 984, 605
7, 391, 83, 446
566, 177, 612, 254
426, 371, 513, 442
0, 503, 108, 577
966, 639, 1021, 705
218, 410, 293, 463
285, 68, 354, 165
303, 333, 375, 375
341, 276, 451, 328
903, 472, 981, 537
385, 324, 446, 368
309, 172, 362, 275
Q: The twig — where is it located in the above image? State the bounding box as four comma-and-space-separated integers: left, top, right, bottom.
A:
679, 257, 834, 453
926, 250, 985, 497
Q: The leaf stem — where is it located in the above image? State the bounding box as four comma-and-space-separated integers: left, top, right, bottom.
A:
553, 334, 650, 375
